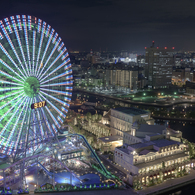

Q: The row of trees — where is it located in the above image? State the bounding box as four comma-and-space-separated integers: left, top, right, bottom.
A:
85, 112, 102, 122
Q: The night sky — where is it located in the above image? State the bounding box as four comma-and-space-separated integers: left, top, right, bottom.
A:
0, 0, 194, 53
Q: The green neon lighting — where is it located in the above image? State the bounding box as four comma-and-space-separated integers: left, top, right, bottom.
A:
23, 77, 40, 97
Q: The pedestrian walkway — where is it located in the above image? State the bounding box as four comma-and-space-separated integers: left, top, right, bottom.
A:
138, 169, 195, 195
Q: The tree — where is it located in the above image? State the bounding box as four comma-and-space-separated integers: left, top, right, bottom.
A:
91, 115, 95, 122
159, 171, 163, 182
98, 114, 102, 121
86, 112, 91, 120
162, 161, 165, 169
77, 114, 81, 119
94, 113, 98, 121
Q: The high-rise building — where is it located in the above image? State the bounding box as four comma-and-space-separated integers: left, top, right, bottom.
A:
145, 42, 174, 88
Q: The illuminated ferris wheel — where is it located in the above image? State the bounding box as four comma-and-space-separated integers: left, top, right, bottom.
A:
0, 15, 73, 158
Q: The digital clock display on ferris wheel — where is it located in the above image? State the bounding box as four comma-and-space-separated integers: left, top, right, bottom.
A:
31, 101, 47, 109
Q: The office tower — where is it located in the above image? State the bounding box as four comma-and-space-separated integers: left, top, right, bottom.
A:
145, 42, 174, 88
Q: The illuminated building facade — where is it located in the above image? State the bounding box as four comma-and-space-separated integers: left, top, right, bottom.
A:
110, 107, 154, 137
114, 134, 192, 186
145, 43, 174, 88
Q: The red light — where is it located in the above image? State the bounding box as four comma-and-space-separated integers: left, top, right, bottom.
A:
157, 47, 159, 49
172, 47, 175, 49
152, 41, 154, 43
145, 47, 147, 49
165, 47, 167, 49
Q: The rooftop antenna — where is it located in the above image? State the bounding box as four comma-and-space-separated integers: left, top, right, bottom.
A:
152, 41, 155, 48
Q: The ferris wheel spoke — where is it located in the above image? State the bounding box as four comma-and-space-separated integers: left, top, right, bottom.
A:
32, 111, 38, 151
23, 98, 33, 151
0, 93, 24, 110
34, 18, 42, 76
36, 106, 45, 140
0, 80, 23, 86
0, 94, 25, 124
0, 90, 23, 102
36, 27, 55, 77
0, 96, 27, 137
38, 95, 61, 129
40, 58, 71, 82
14, 98, 30, 153
37, 35, 61, 79
15, 15, 30, 76
32, 30, 36, 76
5, 98, 28, 148
40, 90, 70, 108
11, 16, 29, 77
22, 15, 31, 75
0, 19, 28, 77
0, 59, 25, 82
40, 107, 54, 136
39, 93, 66, 119
0, 87, 23, 92
0, 43, 27, 80
38, 43, 67, 80
0, 70, 24, 84
35, 21, 46, 76
41, 81, 73, 88
40, 69, 72, 84
39, 88, 72, 97
36, 96, 54, 137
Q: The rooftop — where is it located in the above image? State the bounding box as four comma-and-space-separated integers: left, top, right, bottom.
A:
128, 139, 179, 150
99, 135, 122, 143
128, 141, 154, 149
116, 147, 130, 154
152, 139, 179, 148
112, 107, 149, 116
146, 133, 161, 137
136, 124, 166, 133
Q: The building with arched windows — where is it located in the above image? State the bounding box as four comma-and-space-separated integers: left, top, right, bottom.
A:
114, 132, 193, 186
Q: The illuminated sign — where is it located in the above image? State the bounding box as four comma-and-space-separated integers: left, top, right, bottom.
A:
31, 101, 46, 109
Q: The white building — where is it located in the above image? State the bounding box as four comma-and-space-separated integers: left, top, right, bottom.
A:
114, 134, 192, 186
110, 107, 154, 137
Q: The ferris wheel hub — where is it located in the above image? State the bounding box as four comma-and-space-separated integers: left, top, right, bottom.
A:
23, 76, 40, 97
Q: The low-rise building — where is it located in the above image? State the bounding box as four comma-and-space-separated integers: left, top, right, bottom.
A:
114, 134, 193, 187
110, 107, 154, 137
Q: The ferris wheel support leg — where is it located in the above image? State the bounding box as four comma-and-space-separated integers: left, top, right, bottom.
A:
24, 103, 32, 158
55, 135, 62, 148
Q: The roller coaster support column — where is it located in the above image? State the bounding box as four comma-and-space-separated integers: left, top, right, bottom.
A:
70, 171, 72, 185
3, 170, 5, 191
36, 157, 38, 188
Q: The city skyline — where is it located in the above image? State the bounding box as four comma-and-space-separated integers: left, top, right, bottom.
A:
0, 0, 194, 53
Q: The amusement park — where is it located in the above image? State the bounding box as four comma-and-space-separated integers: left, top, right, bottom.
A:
0, 15, 122, 193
